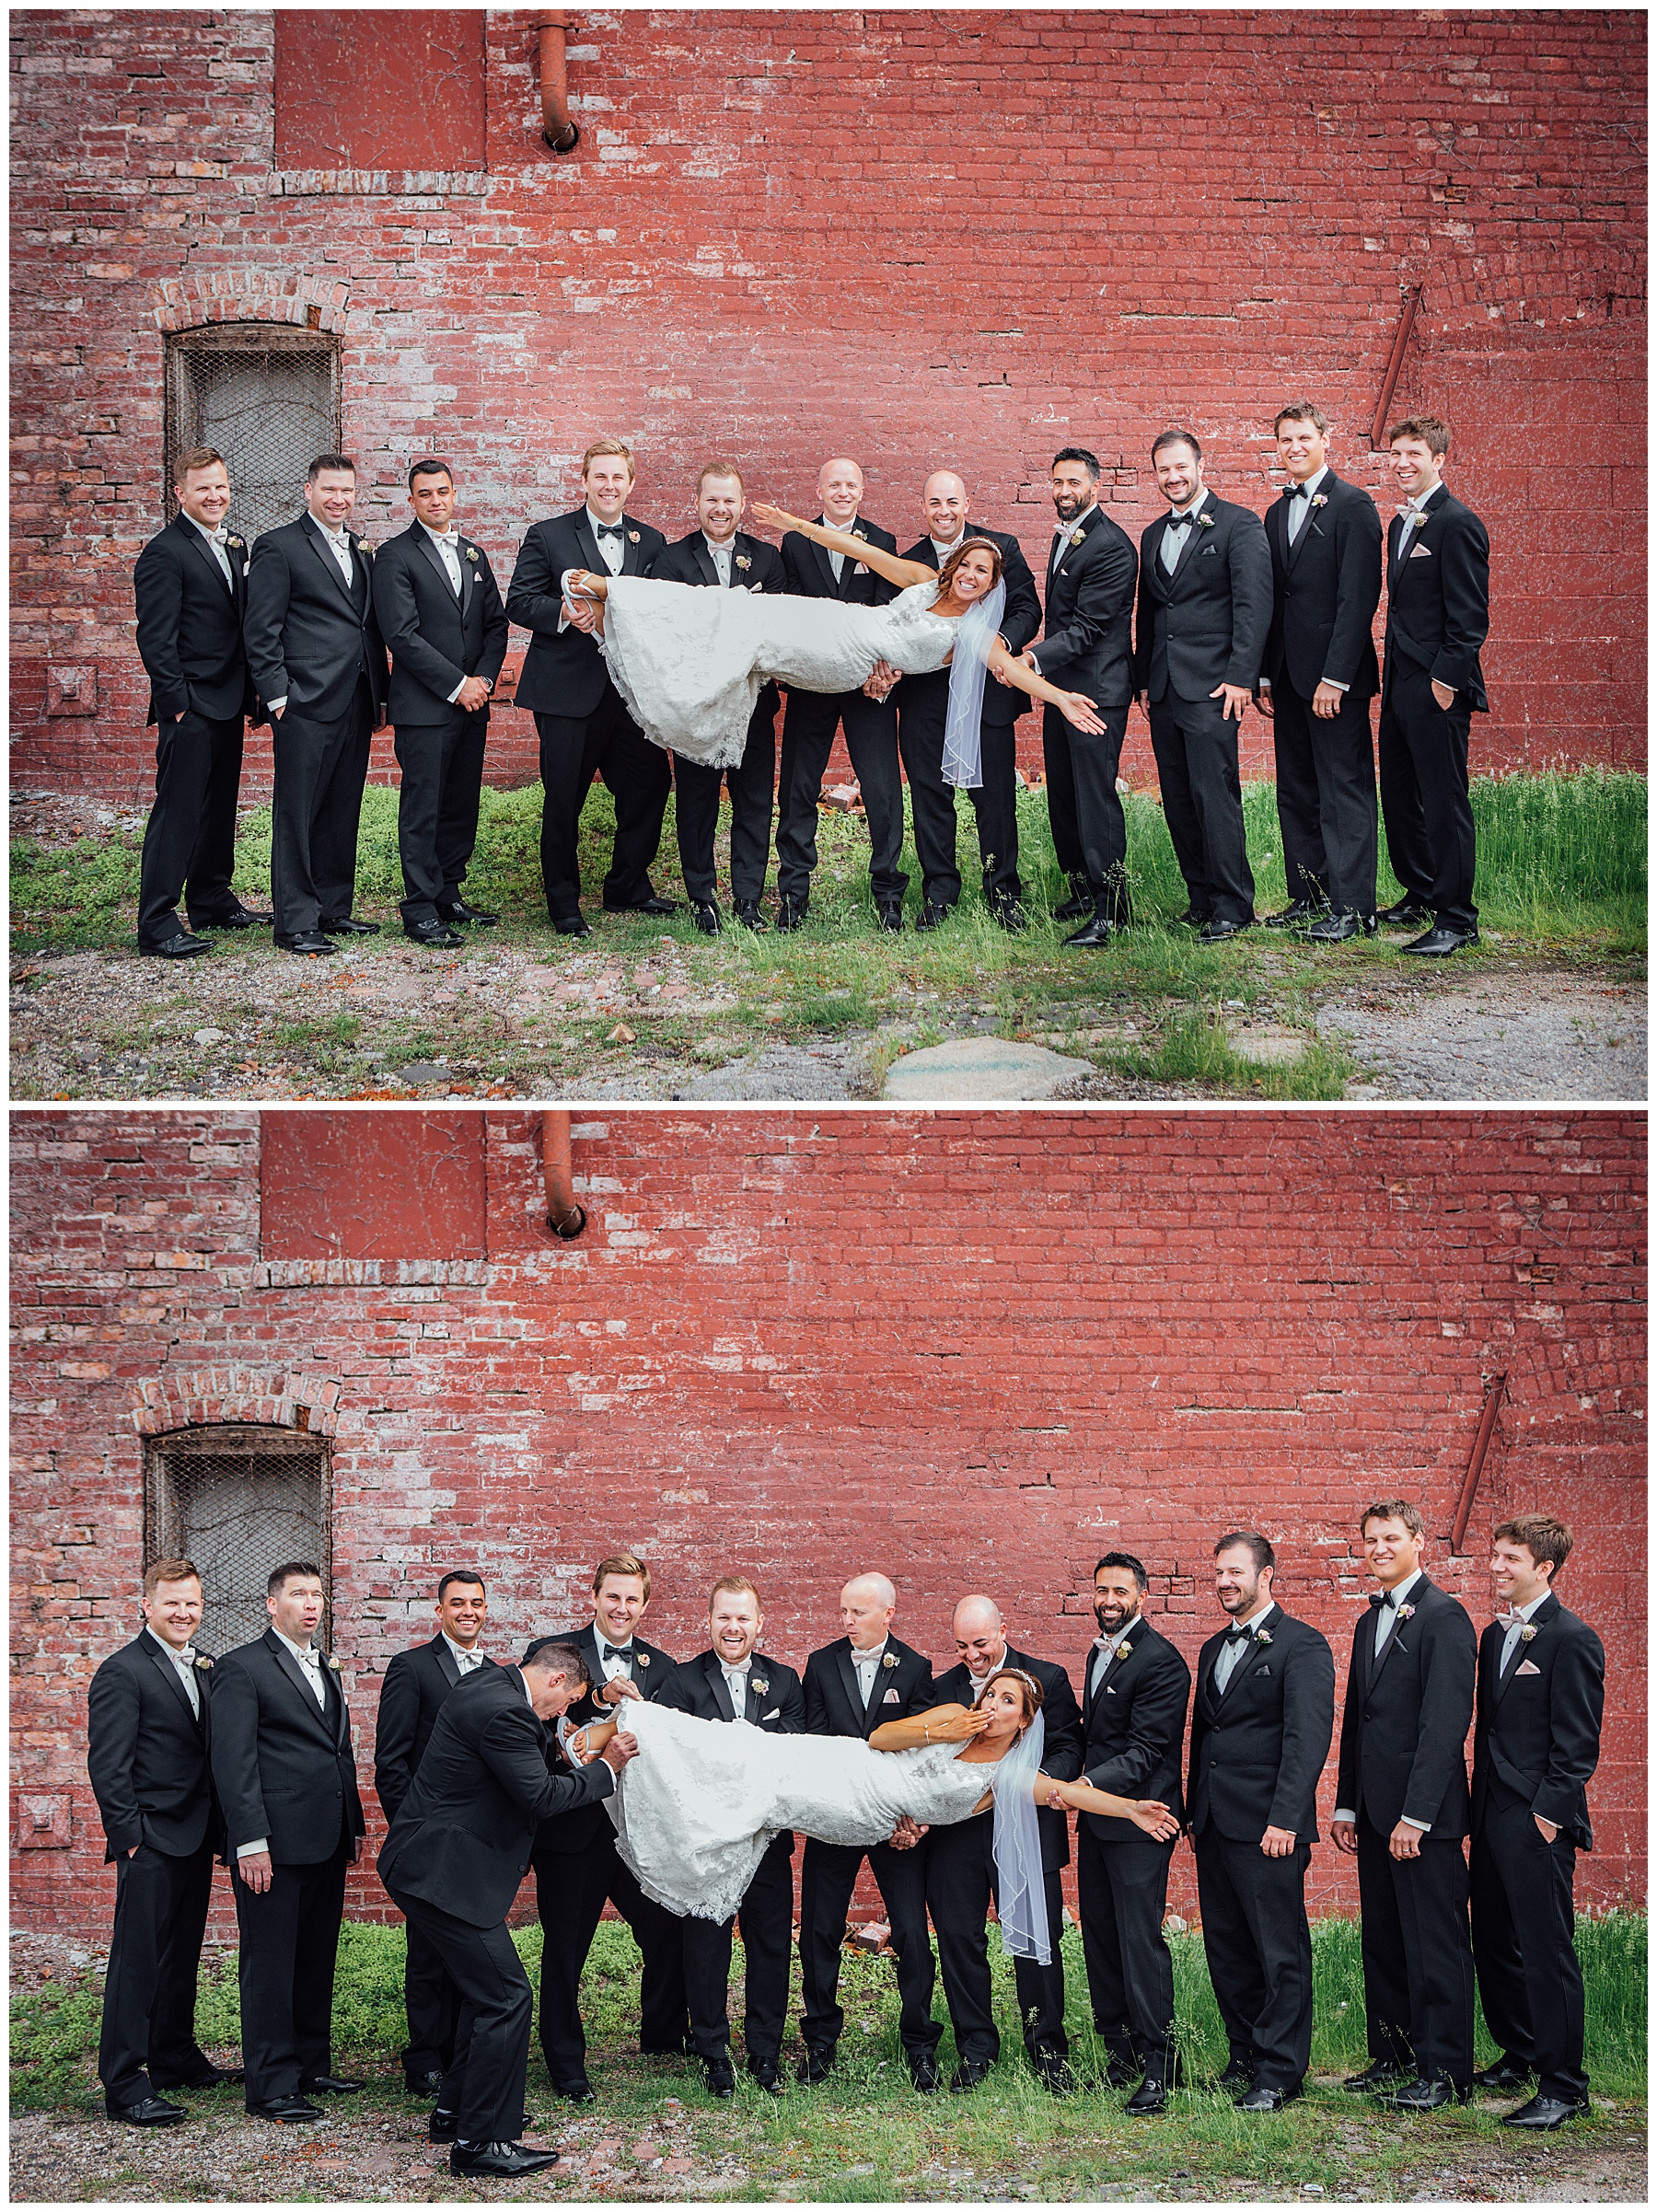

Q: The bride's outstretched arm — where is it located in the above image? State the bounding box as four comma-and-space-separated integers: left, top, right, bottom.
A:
1038, 1776, 1180, 1839
869, 1702, 989, 1753
747, 503, 935, 593
982, 639, 1107, 735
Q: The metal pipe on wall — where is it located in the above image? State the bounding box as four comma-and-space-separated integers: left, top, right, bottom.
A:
536, 13, 580, 155
1449, 1371, 1508, 1554
1371, 283, 1424, 448
540, 1111, 587, 1239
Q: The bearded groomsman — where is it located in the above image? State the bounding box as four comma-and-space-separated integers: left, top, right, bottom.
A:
506, 438, 674, 935
927, 1596, 1083, 2094
1186, 1533, 1335, 2112
1331, 1499, 1477, 2108
133, 445, 267, 958
1077, 1553, 1191, 2114
774, 457, 909, 931
243, 453, 388, 955
210, 1562, 365, 2122
88, 1558, 239, 2125
656, 1578, 805, 2098
797, 1574, 942, 2090
372, 459, 509, 948
893, 471, 1041, 930
1470, 1515, 1605, 2130
1134, 431, 1272, 941
1257, 402, 1385, 940
649, 463, 786, 932
374, 1570, 495, 2098
1378, 415, 1490, 956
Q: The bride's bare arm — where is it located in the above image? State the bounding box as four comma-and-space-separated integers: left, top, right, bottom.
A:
868, 1702, 990, 1753
983, 638, 1107, 734
747, 502, 935, 593
1040, 1777, 1181, 1839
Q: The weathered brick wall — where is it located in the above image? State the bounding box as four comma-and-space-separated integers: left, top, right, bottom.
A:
11, 1108, 1645, 1939
9, 10, 1646, 805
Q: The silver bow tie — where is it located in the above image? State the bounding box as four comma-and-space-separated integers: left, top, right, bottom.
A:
207, 527, 229, 546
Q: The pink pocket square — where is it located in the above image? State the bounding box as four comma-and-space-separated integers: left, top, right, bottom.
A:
883, 1688, 900, 1704
1516, 1660, 1543, 1676
1409, 543, 1433, 559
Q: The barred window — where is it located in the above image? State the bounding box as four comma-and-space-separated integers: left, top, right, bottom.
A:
164, 326, 341, 542
144, 1424, 331, 1656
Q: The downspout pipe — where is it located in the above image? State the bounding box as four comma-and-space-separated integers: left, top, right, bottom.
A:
1448, 1371, 1507, 1555
537, 14, 580, 155
540, 1111, 587, 1239
1371, 284, 1424, 448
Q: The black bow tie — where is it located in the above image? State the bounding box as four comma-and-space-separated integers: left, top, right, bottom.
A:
1283, 482, 1310, 499
1369, 1590, 1399, 1609
1224, 1625, 1252, 1646
595, 524, 623, 540
1166, 510, 1195, 528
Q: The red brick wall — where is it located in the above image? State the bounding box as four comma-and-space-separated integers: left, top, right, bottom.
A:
9, 11, 1646, 804
11, 1108, 1645, 1939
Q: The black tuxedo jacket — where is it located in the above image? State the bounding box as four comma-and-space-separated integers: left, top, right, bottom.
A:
780, 515, 899, 609
1334, 1575, 1477, 1836
1186, 1609, 1335, 1844
933, 1644, 1083, 1871
1135, 491, 1272, 704
133, 513, 256, 725
243, 512, 388, 723
1471, 1592, 1604, 1849
371, 524, 509, 728
378, 1663, 616, 1928
531, 1621, 678, 1857
657, 1647, 806, 1855
506, 508, 666, 719
373, 1634, 497, 1827
87, 1630, 219, 1861
1261, 472, 1383, 701
1078, 1617, 1190, 1844
649, 529, 787, 718
208, 1627, 365, 1863
1383, 483, 1490, 711
1031, 504, 1139, 711
897, 528, 1041, 729
804, 1633, 934, 1741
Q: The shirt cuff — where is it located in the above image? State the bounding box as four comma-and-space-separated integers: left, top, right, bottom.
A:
267, 697, 287, 717
1400, 1816, 1431, 1833
1258, 677, 1271, 690
238, 1838, 268, 1859
1332, 1807, 1355, 1826
1322, 677, 1350, 692
446, 678, 465, 704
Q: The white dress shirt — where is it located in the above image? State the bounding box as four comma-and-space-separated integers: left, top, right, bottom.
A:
442, 1631, 487, 1677
145, 1625, 202, 1719
931, 532, 966, 563
1284, 463, 1328, 547
1333, 1568, 1428, 1831
1211, 1598, 1277, 1697
1088, 1622, 1133, 1701
826, 516, 859, 584
185, 512, 236, 591
702, 533, 736, 586
721, 1655, 753, 1716
1160, 491, 1208, 573
850, 1638, 888, 1709
419, 524, 471, 703
1499, 1591, 1549, 1677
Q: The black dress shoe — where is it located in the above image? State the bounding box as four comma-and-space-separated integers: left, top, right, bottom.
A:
950, 2059, 991, 2093
796, 2045, 835, 2086
1501, 2094, 1588, 2130
915, 899, 955, 931
403, 2069, 444, 2098
989, 898, 1028, 932
1387, 2074, 1472, 2110
451, 2139, 561, 2177
875, 901, 904, 932
1472, 2056, 1535, 2091
909, 2052, 942, 2094
140, 932, 213, 960
691, 899, 722, 934
1105, 2056, 1141, 2090
154, 2064, 244, 2089
1199, 917, 1252, 942
106, 2094, 186, 2126
1306, 909, 1378, 944
319, 916, 379, 935
1053, 888, 1093, 922
747, 2057, 783, 2094
1237, 2081, 1302, 2112
403, 917, 464, 949
247, 2095, 323, 2123
1344, 2058, 1412, 2092
605, 894, 681, 915
1124, 2074, 1171, 2115
702, 2056, 736, 2100
429, 2107, 460, 2141
437, 901, 498, 925
1402, 924, 1478, 957
1215, 2060, 1257, 2092
274, 931, 338, 956
1377, 896, 1433, 926
192, 907, 272, 930
1264, 898, 1327, 929
1176, 909, 1212, 930
733, 898, 769, 932
1063, 914, 1120, 948
775, 896, 808, 932
553, 913, 592, 938
299, 2074, 364, 2095
1033, 2051, 1075, 2096
555, 2078, 597, 2105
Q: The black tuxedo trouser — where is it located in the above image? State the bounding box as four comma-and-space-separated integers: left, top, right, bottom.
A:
393, 710, 489, 924
1355, 1812, 1474, 2083
1041, 702, 1130, 922
1192, 1830, 1314, 2090
897, 693, 1022, 909
681, 1835, 794, 2067
775, 689, 908, 908
387, 1887, 532, 2143
1470, 1796, 1587, 2102
97, 1839, 216, 2103
271, 677, 374, 935
798, 1836, 941, 2060
401, 1914, 462, 2081
1269, 679, 1379, 915
925, 1814, 1067, 2066
535, 690, 671, 921
532, 1836, 689, 2086
1377, 663, 1477, 931
672, 707, 777, 906
1076, 1825, 1176, 2070
232, 1841, 350, 2102
1147, 689, 1256, 926
136, 710, 248, 946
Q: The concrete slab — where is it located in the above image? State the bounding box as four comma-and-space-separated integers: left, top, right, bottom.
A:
882, 1037, 1095, 1101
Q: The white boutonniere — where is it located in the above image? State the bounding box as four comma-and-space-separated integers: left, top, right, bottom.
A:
226, 535, 242, 549
627, 529, 641, 544
1396, 1604, 1416, 1622
1070, 527, 1086, 547
750, 1676, 769, 1698
1115, 1639, 1132, 1661
1197, 512, 1216, 530
356, 539, 371, 555
1254, 1627, 1273, 1646
194, 1654, 214, 1671
636, 1650, 651, 1668
736, 554, 751, 571
883, 1651, 898, 1670
1519, 1623, 1538, 1643
465, 545, 480, 562
1311, 494, 1327, 511
326, 1653, 343, 1672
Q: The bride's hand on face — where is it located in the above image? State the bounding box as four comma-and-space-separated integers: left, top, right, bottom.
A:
930, 1707, 993, 1743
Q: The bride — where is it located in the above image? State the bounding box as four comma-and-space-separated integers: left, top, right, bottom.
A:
563, 511, 1106, 780
569, 1666, 1176, 1966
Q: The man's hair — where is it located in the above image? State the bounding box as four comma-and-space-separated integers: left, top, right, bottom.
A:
144, 1556, 202, 1597
1051, 445, 1101, 481
1095, 1550, 1150, 1592
1360, 1498, 1427, 1540
710, 1574, 761, 1611
437, 1569, 485, 1602
267, 1559, 324, 1598
697, 458, 745, 494
582, 436, 636, 481
172, 446, 226, 486
937, 536, 1004, 598
983, 1665, 1046, 1729
593, 1551, 651, 1601
520, 1638, 590, 1684
1493, 1513, 1574, 1581
307, 453, 357, 482
1274, 400, 1328, 437
409, 457, 454, 492
1214, 1530, 1276, 1574
1387, 414, 1451, 457
1151, 428, 1203, 464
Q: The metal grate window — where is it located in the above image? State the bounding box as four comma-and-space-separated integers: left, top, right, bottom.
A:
164, 326, 342, 542
144, 1424, 331, 1655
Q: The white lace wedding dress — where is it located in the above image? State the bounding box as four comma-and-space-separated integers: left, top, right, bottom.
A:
594, 576, 961, 767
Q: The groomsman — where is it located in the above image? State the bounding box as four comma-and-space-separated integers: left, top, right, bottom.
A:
531, 1554, 689, 2101
1076, 1554, 1191, 2114
1134, 432, 1272, 940
1021, 448, 1139, 943
209, 1562, 365, 2122
649, 463, 786, 932
243, 454, 388, 955
371, 460, 509, 948
1186, 1533, 1335, 2111
133, 446, 266, 958
774, 457, 909, 931
373, 1570, 495, 2097
1257, 402, 1385, 940
656, 1578, 805, 2097
1332, 1499, 1477, 2107
1470, 1515, 1605, 2129
87, 1558, 238, 2125
894, 471, 1041, 930
927, 1595, 1083, 2093
797, 1573, 942, 2089
506, 438, 674, 935
1378, 415, 1490, 955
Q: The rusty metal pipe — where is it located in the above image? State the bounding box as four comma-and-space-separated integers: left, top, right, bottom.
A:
540, 1110, 587, 1239
1449, 1371, 1507, 1554
1371, 283, 1424, 448
536, 13, 580, 155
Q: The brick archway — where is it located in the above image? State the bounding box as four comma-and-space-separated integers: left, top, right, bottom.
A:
152, 270, 351, 336
131, 1367, 342, 1438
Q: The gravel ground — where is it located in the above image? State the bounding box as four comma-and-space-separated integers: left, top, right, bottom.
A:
1314, 967, 1645, 1100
